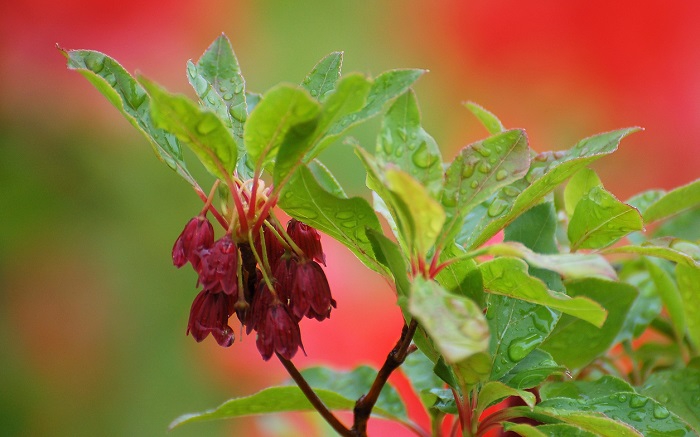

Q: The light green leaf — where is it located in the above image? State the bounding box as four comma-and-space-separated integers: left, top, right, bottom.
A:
487, 242, 617, 281
244, 84, 320, 170
644, 178, 700, 223
187, 34, 247, 145
563, 168, 602, 217
385, 168, 445, 256
540, 278, 637, 369
274, 74, 372, 187
441, 129, 530, 247
301, 51, 343, 101
641, 367, 700, 432
481, 258, 607, 327
616, 259, 662, 342
278, 166, 384, 274
140, 77, 237, 181
62, 49, 195, 185
476, 381, 535, 418
515, 406, 643, 437
325, 69, 426, 140
644, 258, 684, 342
603, 238, 700, 267
464, 128, 640, 250
568, 186, 643, 251
409, 277, 489, 363
503, 423, 597, 437
307, 159, 346, 198
365, 228, 410, 295
378, 90, 443, 195
539, 375, 634, 402
676, 263, 700, 348
464, 101, 505, 134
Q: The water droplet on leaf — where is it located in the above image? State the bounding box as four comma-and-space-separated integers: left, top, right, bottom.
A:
653, 404, 670, 419
478, 162, 492, 173
85, 55, 105, 73
488, 199, 508, 217
507, 333, 540, 362
495, 169, 508, 181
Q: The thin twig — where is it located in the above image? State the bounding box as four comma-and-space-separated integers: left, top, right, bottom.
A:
276, 353, 353, 437
351, 319, 419, 436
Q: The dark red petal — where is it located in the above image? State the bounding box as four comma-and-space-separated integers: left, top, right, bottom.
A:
287, 219, 325, 266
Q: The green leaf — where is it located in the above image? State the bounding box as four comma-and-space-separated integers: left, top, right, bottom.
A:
401, 349, 445, 411
563, 168, 602, 217
464, 101, 505, 134
644, 258, 684, 342
244, 84, 320, 170
278, 166, 384, 274
676, 263, 700, 348
365, 228, 410, 296
486, 295, 558, 381
568, 186, 643, 251
307, 159, 346, 198
480, 258, 607, 327
539, 375, 634, 402
503, 423, 597, 437
540, 278, 637, 369
537, 394, 695, 437
654, 207, 700, 240
476, 381, 536, 418
434, 243, 484, 306
274, 74, 372, 187
408, 276, 489, 363
299, 366, 407, 420
516, 406, 644, 437
616, 259, 662, 342
463, 128, 640, 250
644, 178, 700, 223
626, 189, 665, 216
140, 77, 237, 181
187, 34, 247, 146
301, 51, 343, 101
385, 168, 446, 256
604, 238, 700, 267
500, 349, 566, 390
377, 90, 443, 195
62, 49, 195, 185
441, 129, 530, 247
641, 367, 700, 432
325, 69, 426, 140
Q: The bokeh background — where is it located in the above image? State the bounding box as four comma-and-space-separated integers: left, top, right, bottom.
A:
1, 1, 699, 436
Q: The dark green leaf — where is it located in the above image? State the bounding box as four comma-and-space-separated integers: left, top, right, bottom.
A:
301, 51, 343, 101
563, 168, 602, 217
644, 258, 684, 342
409, 277, 489, 363
464, 128, 640, 250
63, 49, 195, 185
440, 129, 530, 247
653, 207, 700, 240
568, 186, 643, 251
540, 278, 637, 369
540, 375, 634, 402
644, 178, 700, 224
377, 90, 443, 195
626, 189, 665, 216
244, 84, 320, 170
141, 77, 237, 181
476, 381, 536, 417
503, 423, 596, 437
401, 349, 445, 410
464, 101, 505, 134
481, 258, 607, 327
365, 228, 410, 295
500, 349, 566, 390
641, 367, 700, 432
278, 166, 384, 273
615, 259, 662, 342
676, 263, 700, 349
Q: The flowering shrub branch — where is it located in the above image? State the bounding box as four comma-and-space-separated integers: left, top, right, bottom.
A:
63, 34, 700, 436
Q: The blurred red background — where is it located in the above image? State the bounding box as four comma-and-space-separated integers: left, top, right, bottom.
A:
1, 1, 698, 436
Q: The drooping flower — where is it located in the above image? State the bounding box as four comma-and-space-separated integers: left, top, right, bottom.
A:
272, 257, 298, 303
172, 216, 214, 269
287, 219, 325, 266
246, 282, 274, 334
255, 303, 304, 361
197, 234, 238, 295
289, 261, 335, 322
187, 289, 235, 347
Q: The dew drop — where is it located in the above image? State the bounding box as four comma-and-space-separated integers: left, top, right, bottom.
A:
223, 93, 234, 100
629, 395, 648, 409
503, 186, 521, 197
470, 180, 479, 189
187, 63, 197, 78
85, 55, 105, 73
310, 89, 318, 97
412, 142, 435, 169
341, 220, 358, 228
335, 211, 354, 220
628, 411, 645, 422
381, 138, 393, 155
104, 74, 117, 86
443, 194, 458, 208
478, 162, 492, 173
234, 83, 244, 94
495, 169, 509, 181
472, 143, 492, 157
196, 118, 218, 135
652, 404, 670, 419
397, 128, 408, 142
507, 334, 540, 362
617, 394, 628, 403
488, 199, 508, 217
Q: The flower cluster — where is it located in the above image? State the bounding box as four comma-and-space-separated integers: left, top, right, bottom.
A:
172, 214, 335, 361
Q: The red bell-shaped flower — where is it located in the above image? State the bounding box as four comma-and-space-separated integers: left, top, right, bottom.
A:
255, 303, 304, 361
197, 235, 238, 295
289, 261, 335, 322
187, 289, 235, 347
287, 219, 325, 266
172, 216, 214, 269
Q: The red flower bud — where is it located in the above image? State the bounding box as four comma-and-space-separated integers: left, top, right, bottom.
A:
287, 219, 325, 266
187, 289, 235, 347
172, 216, 214, 269
290, 261, 335, 322
197, 235, 238, 295
255, 303, 304, 361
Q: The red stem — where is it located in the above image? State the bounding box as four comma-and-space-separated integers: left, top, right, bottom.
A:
194, 186, 228, 229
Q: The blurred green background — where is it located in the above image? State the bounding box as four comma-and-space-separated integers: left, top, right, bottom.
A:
2, 1, 699, 436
